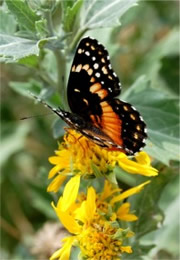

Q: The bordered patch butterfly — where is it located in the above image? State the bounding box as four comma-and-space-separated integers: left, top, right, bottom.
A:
33, 37, 147, 155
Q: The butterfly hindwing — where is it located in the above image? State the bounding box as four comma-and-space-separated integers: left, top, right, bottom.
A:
105, 99, 147, 154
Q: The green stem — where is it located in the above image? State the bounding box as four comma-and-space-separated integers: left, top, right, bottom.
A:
54, 49, 67, 109
45, 8, 67, 108
44, 10, 55, 37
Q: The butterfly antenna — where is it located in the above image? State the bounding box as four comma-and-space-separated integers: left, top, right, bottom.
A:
29, 92, 55, 110
29, 92, 65, 119
20, 113, 53, 120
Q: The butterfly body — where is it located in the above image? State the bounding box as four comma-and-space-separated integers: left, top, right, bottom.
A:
50, 107, 123, 151
34, 37, 147, 155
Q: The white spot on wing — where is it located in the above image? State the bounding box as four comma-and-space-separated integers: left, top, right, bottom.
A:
78, 48, 83, 54
95, 72, 100, 78
93, 63, 99, 69
131, 106, 137, 111
139, 116, 144, 121
85, 51, 90, 56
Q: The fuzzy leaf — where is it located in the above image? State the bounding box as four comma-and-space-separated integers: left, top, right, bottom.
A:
0, 34, 39, 62
0, 10, 17, 34
18, 55, 39, 67
135, 29, 179, 92
128, 166, 177, 240
122, 76, 179, 164
5, 0, 40, 32
159, 55, 179, 95
70, 247, 80, 260
35, 19, 48, 38
63, 0, 83, 32
61, 0, 75, 12
81, 0, 138, 29
9, 79, 42, 96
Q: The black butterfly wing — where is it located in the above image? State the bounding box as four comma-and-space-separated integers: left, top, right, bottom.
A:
67, 37, 120, 120
67, 37, 147, 154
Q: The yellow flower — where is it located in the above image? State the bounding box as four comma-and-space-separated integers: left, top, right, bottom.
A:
117, 203, 138, 222
48, 130, 158, 192
50, 177, 150, 260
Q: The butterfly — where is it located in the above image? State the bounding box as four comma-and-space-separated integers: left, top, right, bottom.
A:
34, 37, 147, 155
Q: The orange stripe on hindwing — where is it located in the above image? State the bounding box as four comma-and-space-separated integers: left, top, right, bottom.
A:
100, 101, 123, 146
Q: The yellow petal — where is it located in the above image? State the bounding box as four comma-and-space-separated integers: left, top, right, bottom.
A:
117, 203, 138, 222
48, 165, 62, 179
50, 236, 75, 260
52, 202, 80, 234
75, 187, 96, 224
74, 201, 87, 223
121, 246, 132, 254
50, 248, 61, 260
47, 175, 67, 193
100, 180, 121, 201
118, 155, 158, 176
48, 156, 62, 165
61, 175, 80, 212
111, 180, 150, 204
135, 151, 151, 165
85, 187, 96, 221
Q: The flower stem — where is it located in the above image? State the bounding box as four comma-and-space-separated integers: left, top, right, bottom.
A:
54, 49, 67, 109
45, 8, 67, 108
45, 10, 55, 37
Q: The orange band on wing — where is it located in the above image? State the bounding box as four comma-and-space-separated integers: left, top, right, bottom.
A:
90, 83, 101, 93
100, 101, 123, 146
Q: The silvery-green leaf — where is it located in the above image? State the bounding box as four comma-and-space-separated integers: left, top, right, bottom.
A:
0, 10, 17, 34
0, 34, 39, 61
80, 0, 138, 29
5, 0, 40, 32
63, 0, 83, 32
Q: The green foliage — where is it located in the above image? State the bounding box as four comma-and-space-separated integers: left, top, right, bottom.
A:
123, 76, 179, 164
0, 9, 17, 34
5, 0, 40, 33
80, 0, 138, 29
1, 0, 179, 259
124, 163, 178, 259
63, 0, 83, 32
0, 34, 39, 62
124, 244, 155, 260
0, 123, 30, 167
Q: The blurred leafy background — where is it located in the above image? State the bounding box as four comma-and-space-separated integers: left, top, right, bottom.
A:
0, 0, 179, 259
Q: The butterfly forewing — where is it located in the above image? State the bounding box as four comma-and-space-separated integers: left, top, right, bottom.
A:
67, 37, 121, 119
